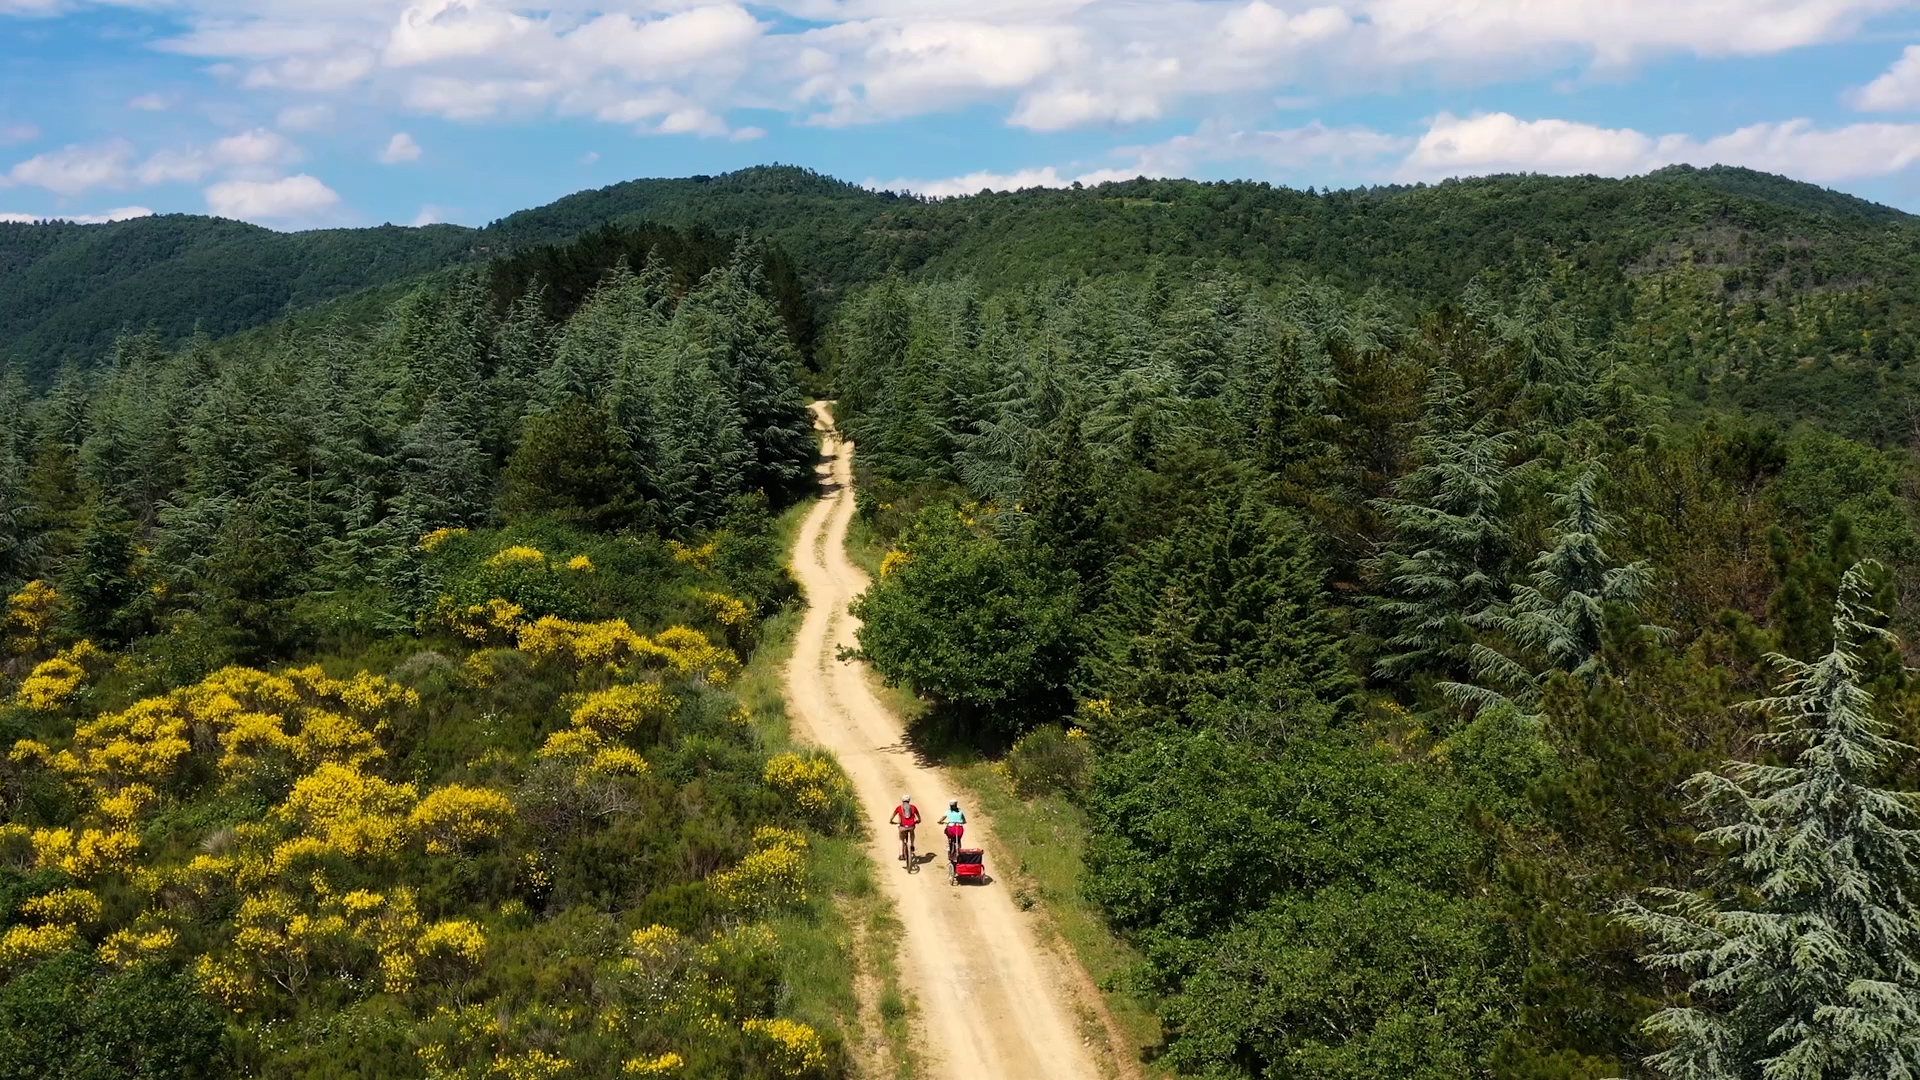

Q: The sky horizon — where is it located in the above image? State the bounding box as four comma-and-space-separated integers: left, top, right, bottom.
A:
8, 1, 1920, 230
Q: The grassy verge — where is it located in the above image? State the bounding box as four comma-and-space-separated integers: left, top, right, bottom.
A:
746, 499, 918, 1079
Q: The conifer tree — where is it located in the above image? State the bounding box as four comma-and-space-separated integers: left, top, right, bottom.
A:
1618, 561, 1920, 1080
675, 257, 814, 501
1448, 466, 1653, 711
1367, 370, 1519, 681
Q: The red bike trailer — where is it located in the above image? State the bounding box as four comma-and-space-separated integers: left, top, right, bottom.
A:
949, 847, 985, 885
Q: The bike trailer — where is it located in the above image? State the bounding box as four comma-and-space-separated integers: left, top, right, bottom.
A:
950, 847, 985, 884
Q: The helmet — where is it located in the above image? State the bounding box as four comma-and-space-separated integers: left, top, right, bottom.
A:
949, 799, 960, 809
900, 794, 912, 804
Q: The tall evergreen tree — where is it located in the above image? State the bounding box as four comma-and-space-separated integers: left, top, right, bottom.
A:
1366, 370, 1520, 681
1618, 561, 1920, 1080
1448, 466, 1655, 711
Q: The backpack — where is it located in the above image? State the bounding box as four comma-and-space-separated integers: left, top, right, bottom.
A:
896, 803, 920, 827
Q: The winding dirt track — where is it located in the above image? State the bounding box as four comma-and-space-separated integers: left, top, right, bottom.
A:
785, 403, 1107, 1080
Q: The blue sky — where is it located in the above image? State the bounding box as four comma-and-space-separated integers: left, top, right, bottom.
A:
9, 1, 1920, 228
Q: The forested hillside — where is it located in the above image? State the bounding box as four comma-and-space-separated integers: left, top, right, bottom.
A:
10, 162, 1920, 1080
17, 162, 1920, 427
0, 217, 480, 377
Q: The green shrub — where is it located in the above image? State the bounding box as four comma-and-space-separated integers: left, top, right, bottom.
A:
1004, 725, 1091, 799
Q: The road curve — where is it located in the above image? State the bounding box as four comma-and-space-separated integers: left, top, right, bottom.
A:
784, 402, 1107, 1080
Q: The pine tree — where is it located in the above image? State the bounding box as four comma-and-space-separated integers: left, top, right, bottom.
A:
674, 256, 814, 502
1366, 370, 1520, 681
1617, 561, 1920, 1080
497, 397, 642, 531
1447, 466, 1655, 712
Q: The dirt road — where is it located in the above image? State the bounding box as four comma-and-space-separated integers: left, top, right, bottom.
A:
784, 403, 1108, 1080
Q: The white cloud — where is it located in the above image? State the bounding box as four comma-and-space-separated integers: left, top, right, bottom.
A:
243, 52, 377, 92
1400, 112, 1658, 177
565, 6, 762, 75
379, 132, 423, 163
411, 205, 445, 226
386, 0, 539, 67
0, 206, 152, 225
1397, 111, 1920, 183
127, 93, 171, 111
205, 174, 340, 223
578, 150, 600, 165
0, 123, 37, 145
4, 141, 135, 195
136, 129, 299, 185
1855, 44, 1920, 111
49, 0, 1919, 143
404, 75, 558, 120
277, 104, 335, 131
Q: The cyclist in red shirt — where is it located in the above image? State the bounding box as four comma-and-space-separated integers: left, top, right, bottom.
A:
889, 794, 920, 864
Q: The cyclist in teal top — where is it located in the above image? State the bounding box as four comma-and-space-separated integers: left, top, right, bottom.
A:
942, 799, 967, 862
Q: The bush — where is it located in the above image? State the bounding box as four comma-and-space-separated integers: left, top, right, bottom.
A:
849, 507, 1079, 734
1004, 725, 1091, 799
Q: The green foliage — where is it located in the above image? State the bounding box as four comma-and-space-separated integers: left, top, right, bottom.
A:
0, 217, 475, 380
497, 398, 643, 530
1164, 884, 1511, 1080
1002, 725, 1091, 799
850, 506, 1078, 733
0, 952, 230, 1080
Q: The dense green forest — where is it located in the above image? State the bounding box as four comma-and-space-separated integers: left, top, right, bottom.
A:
10, 163, 1920, 1079
838, 265, 1920, 1077
0, 246, 861, 1079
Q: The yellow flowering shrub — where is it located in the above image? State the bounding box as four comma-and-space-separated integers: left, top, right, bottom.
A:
570, 683, 677, 736
96, 783, 158, 823
518, 616, 646, 666
628, 924, 682, 962
98, 926, 178, 967
193, 954, 251, 1009
708, 828, 808, 913
761, 754, 850, 819
418, 919, 487, 965
667, 539, 716, 572
32, 826, 140, 879
21, 887, 102, 926
14, 641, 98, 712
435, 597, 528, 644
419, 527, 469, 552
566, 554, 594, 572
700, 591, 752, 630
0, 825, 31, 870
879, 548, 910, 578
586, 747, 650, 776
0, 924, 81, 971
8, 739, 49, 764
410, 784, 516, 853
486, 545, 548, 570
537, 727, 604, 759
651, 627, 739, 684
623, 1053, 684, 1075
294, 710, 383, 769
742, 1018, 830, 1078
489, 1049, 572, 1080
281, 763, 418, 858
5, 580, 59, 652
231, 891, 352, 996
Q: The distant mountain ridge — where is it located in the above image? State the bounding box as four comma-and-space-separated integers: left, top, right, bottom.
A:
3, 163, 1914, 379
